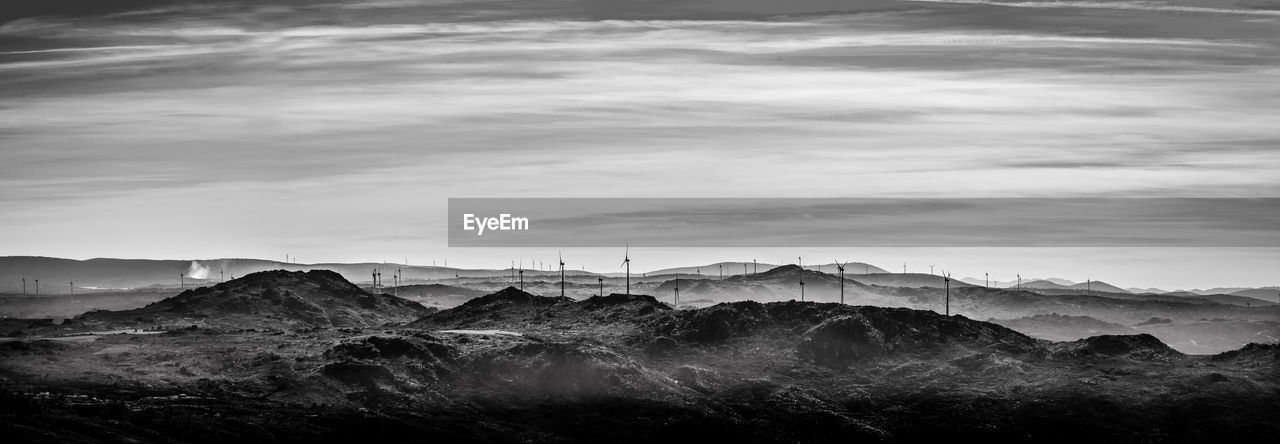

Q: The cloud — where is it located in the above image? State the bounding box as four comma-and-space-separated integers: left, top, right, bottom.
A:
0, 2, 1277, 265
898, 0, 1280, 16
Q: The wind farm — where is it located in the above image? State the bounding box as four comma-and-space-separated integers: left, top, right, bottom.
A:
1, 253, 1278, 442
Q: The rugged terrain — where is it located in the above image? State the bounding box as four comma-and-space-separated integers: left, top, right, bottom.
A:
2, 271, 1278, 442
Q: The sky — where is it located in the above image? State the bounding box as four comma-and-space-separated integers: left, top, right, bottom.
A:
1, 0, 1278, 290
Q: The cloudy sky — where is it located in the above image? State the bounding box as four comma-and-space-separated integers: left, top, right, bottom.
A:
1, 0, 1278, 289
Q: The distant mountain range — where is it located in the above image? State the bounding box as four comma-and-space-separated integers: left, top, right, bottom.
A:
3, 256, 1276, 305
626, 261, 888, 278
0, 256, 598, 292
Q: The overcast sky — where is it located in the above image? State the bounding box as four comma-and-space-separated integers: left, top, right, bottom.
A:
1, 0, 1278, 289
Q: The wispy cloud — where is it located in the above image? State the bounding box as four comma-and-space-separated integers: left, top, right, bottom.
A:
0, 2, 1277, 264
900, 0, 1280, 16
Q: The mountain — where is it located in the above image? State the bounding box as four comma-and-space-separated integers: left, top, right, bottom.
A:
637, 265, 894, 306
1022, 279, 1130, 294
1230, 288, 1280, 303
416, 287, 1042, 361
645, 261, 889, 277
0, 256, 592, 292
74, 270, 433, 329
5, 288, 1278, 442
1051, 334, 1184, 362
1192, 287, 1253, 296
849, 272, 975, 289
980, 277, 1073, 288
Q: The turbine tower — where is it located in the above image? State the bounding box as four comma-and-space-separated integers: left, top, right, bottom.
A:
1017, 273, 1022, 291
719, 263, 723, 280
835, 260, 847, 304
944, 271, 952, 316
799, 279, 805, 302
559, 252, 566, 297
35, 279, 39, 296
621, 244, 631, 295
598, 277, 604, 296
753, 259, 757, 275
929, 264, 935, 275
22, 276, 26, 296
674, 277, 679, 308
179, 273, 184, 289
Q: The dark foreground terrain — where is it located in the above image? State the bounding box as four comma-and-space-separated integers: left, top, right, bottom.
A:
2, 271, 1277, 443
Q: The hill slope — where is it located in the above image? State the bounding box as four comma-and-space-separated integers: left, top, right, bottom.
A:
76, 270, 433, 329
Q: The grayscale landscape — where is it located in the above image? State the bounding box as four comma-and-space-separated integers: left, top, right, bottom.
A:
3, 0, 1279, 442
1, 256, 1278, 441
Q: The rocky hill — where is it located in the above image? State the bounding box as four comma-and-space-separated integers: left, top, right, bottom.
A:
75, 270, 433, 329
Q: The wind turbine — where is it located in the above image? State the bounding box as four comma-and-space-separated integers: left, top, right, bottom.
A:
944, 271, 952, 316
621, 244, 631, 295
598, 276, 604, 296
835, 260, 848, 304
179, 273, 184, 289
674, 277, 679, 308
799, 279, 806, 302
719, 263, 723, 280
985, 271, 989, 288
753, 259, 757, 275
221, 269, 225, 283
35, 279, 39, 296
903, 263, 907, 274
929, 264, 935, 275
1017, 273, 1022, 291
22, 276, 26, 296
558, 252, 565, 297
